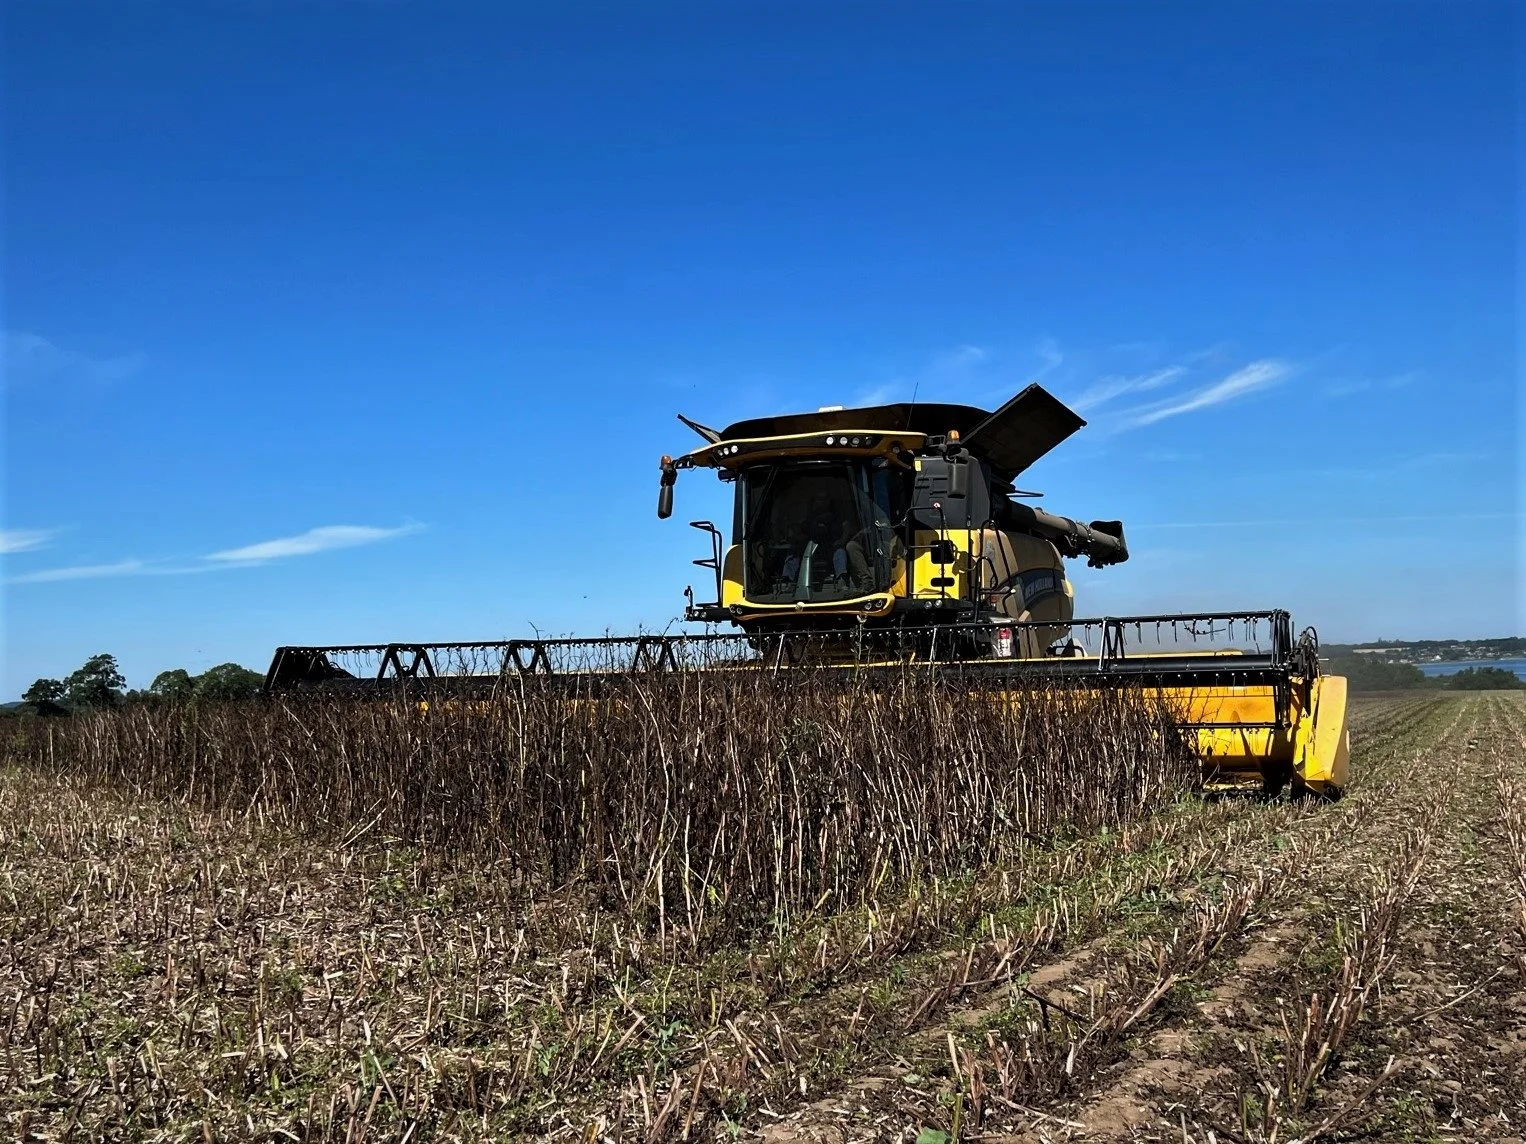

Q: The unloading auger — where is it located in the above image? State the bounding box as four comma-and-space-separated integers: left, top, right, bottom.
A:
264, 384, 1348, 796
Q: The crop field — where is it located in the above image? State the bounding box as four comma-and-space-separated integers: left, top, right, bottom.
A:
2, 684, 1523, 1142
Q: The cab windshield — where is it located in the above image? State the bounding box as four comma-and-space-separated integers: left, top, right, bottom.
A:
740, 459, 905, 604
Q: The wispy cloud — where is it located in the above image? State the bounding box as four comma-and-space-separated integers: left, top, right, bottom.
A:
7, 523, 424, 585
1110, 339, 1168, 356
1029, 337, 1063, 380
8, 559, 146, 584
1323, 370, 1422, 399
2, 331, 143, 390
930, 344, 987, 372
0, 528, 59, 555
1072, 367, 1185, 413
1241, 450, 1494, 484
851, 381, 902, 406
852, 343, 989, 406
1116, 359, 1293, 429
1133, 511, 1518, 530
206, 523, 423, 564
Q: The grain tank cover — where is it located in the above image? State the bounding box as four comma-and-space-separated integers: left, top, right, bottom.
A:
961, 384, 1086, 478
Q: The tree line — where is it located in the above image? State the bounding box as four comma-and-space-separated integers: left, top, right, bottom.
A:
12, 654, 265, 716
1325, 654, 1524, 692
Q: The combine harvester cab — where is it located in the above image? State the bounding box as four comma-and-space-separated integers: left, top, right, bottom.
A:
265, 383, 1349, 797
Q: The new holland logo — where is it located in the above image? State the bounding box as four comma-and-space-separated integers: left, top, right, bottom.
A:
1020, 570, 1059, 603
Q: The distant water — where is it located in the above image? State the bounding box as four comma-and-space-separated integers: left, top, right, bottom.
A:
1415, 657, 1526, 682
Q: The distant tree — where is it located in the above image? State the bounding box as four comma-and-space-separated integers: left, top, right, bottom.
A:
149, 668, 197, 703
22, 678, 66, 705
1325, 655, 1434, 692
1442, 667, 1524, 691
63, 654, 126, 710
21, 677, 70, 716
193, 663, 264, 702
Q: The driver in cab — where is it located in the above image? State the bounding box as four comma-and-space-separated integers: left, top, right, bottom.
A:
781, 490, 850, 585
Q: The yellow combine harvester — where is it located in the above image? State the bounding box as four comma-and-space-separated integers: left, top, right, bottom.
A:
265, 385, 1348, 797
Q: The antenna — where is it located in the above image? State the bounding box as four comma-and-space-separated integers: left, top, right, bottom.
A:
904, 380, 920, 429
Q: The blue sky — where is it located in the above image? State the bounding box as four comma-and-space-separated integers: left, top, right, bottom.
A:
2, 2, 1520, 695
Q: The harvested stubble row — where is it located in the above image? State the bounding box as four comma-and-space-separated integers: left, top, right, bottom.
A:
692, 767, 1382, 1131
1240, 793, 1444, 1142
1, 674, 1198, 1141
1499, 767, 1526, 958
751, 693, 1504, 1142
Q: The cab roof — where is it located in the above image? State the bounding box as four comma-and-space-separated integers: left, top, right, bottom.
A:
708, 384, 1085, 478
718, 402, 984, 442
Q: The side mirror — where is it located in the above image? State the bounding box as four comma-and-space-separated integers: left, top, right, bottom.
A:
657, 455, 677, 519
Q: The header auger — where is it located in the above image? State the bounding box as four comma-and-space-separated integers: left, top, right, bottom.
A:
265, 384, 1349, 797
